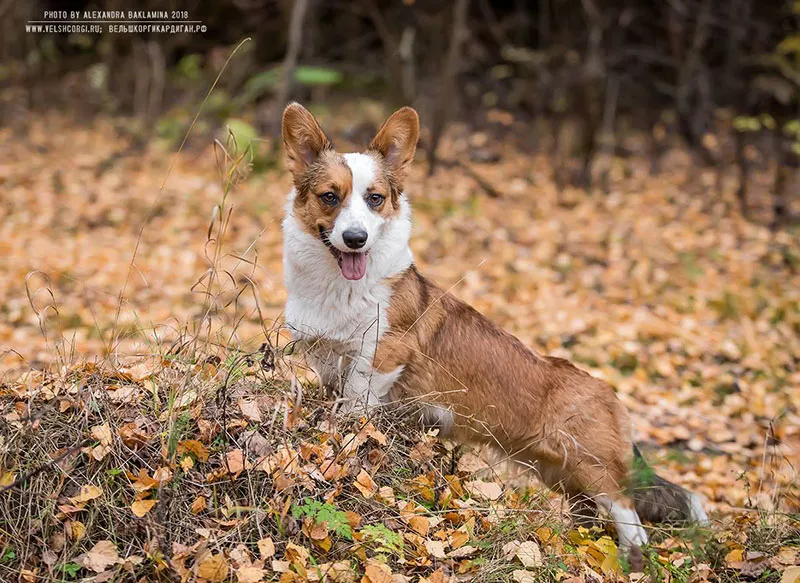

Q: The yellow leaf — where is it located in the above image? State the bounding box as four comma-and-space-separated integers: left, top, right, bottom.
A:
197, 552, 230, 582
131, 499, 157, 517
285, 542, 309, 568
69, 484, 103, 504
69, 520, 86, 540
0, 470, 16, 487
726, 548, 744, 565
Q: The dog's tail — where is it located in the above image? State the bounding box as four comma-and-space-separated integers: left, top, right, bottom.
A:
630, 445, 709, 525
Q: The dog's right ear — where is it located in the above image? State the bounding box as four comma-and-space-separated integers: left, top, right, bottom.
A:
282, 103, 332, 179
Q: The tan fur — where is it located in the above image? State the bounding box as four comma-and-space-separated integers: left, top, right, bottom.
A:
376, 267, 634, 506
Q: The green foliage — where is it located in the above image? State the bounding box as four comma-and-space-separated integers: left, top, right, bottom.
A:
294, 66, 343, 86
57, 563, 82, 579
360, 524, 404, 557
224, 119, 258, 158
1, 549, 16, 562
291, 498, 353, 540
240, 65, 344, 104
176, 54, 203, 82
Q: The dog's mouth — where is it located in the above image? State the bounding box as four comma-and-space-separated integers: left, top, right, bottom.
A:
319, 227, 368, 281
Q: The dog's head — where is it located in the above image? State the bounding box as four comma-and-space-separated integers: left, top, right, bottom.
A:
282, 103, 419, 281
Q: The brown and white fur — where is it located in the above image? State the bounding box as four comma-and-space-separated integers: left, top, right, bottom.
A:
280, 103, 708, 551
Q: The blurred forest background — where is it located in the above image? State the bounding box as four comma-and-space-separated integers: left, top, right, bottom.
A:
1, 2, 800, 582
1, 0, 799, 219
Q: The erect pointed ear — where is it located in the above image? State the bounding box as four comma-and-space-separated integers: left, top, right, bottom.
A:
368, 107, 419, 180
282, 102, 333, 178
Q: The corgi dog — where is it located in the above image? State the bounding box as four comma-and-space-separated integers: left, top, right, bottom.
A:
280, 103, 708, 551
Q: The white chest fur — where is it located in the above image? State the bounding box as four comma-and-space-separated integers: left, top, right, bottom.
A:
282, 191, 413, 408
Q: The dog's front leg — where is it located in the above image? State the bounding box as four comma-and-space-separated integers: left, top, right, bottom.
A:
338, 360, 404, 414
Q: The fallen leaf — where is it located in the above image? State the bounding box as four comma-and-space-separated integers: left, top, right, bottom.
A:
448, 545, 478, 558
236, 565, 266, 583
76, 540, 120, 573
513, 570, 536, 583
516, 540, 543, 568
91, 423, 113, 446
257, 537, 275, 560
191, 496, 207, 515
354, 469, 377, 498
197, 552, 230, 582
238, 398, 263, 423
69, 484, 103, 504
224, 449, 247, 476
131, 499, 157, 517
177, 439, 210, 462
781, 567, 800, 583
363, 563, 393, 583
465, 480, 503, 501
408, 515, 430, 536
424, 539, 447, 559
69, 520, 86, 540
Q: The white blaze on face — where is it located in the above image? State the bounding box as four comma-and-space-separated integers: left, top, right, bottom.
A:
329, 153, 385, 252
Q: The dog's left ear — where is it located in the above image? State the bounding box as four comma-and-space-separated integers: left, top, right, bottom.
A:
368, 107, 419, 180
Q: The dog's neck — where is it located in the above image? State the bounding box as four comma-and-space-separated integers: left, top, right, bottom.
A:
282, 189, 414, 300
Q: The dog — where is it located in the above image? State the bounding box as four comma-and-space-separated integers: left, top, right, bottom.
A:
280, 102, 708, 551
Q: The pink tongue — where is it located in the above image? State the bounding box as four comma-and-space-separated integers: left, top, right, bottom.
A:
340, 252, 367, 280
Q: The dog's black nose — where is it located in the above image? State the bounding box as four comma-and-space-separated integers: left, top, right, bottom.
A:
342, 229, 368, 249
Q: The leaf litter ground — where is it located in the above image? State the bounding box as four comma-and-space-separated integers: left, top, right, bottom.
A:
0, 113, 798, 582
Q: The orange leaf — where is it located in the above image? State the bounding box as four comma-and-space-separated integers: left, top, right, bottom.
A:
197, 552, 230, 582
131, 499, 157, 517
191, 496, 207, 515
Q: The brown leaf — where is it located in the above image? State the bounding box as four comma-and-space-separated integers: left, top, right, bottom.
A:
781, 567, 800, 583
257, 538, 275, 560
236, 565, 266, 583
224, 449, 247, 476
238, 398, 263, 423
363, 563, 393, 583
76, 540, 120, 573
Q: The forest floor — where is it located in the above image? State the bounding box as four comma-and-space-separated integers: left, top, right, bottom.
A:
0, 111, 798, 582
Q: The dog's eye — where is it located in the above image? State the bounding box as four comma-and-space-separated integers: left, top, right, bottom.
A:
367, 193, 385, 208
319, 192, 338, 206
